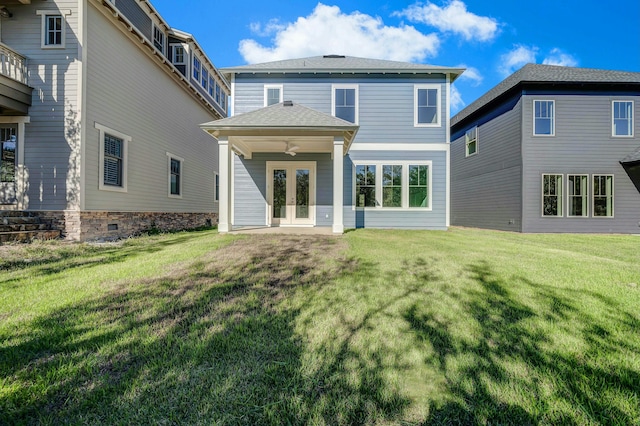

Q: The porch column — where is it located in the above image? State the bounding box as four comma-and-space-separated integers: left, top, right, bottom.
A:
332, 137, 344, 234
218, 137, 231, 233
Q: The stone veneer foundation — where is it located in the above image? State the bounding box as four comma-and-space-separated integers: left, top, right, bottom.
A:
33, 211, 218, 241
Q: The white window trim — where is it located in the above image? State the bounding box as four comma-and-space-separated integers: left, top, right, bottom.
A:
332, 84, 359, 124
465, 126, 478, 157
167, 152, 184, 199
533, 100, 556, 136
36, 9, 71, 49
213, 171, 219, 204
592, 174, 614, 218
96, 123, 129, 193
414, 84, 442, 128
567, 174, 589, 218
541, 173, 563, 217
171, 43, 185, 65
264, 84, 284, 107
352, 161, 433, 211
611, 100, 634, 138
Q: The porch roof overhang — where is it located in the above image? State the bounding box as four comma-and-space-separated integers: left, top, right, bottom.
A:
200, 101, 359, 157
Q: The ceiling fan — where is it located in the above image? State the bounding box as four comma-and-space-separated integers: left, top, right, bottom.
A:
284, 142, 300, 156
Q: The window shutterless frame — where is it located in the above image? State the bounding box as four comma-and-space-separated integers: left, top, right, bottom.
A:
36, 10, 71, 49
167, 153, 184, 198
414, 84, 441, 127
611, 100, 634, 137
541, 174, 563, 217
331, 84, 359, 124
533, 100, 555, 136
592, 174, 614, 218
567, 174, 589, 217
264, 84, 283, 107
465, 126, 478, 157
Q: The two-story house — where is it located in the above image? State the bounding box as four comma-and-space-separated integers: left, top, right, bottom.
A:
0, 0, 229, 241
202, 55, 463, 233
450, 64, 640, 233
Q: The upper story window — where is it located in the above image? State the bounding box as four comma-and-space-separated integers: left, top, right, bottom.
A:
96, 123, 130, 193
414, 84, 441, 127
534, 100, 555, 136
332, 84, 358, 124
153, 24, 165, 54
193, 57, 201, 82
264, 85, 283, 106
465, 126, 478, 157
208, 76, 215, 97
202, 68, 209, 90
172, 45, 185, 65
612, 101, 634, 137
215, 83, 221, 105
37, 10, 70, 49
220, 92, 226, 111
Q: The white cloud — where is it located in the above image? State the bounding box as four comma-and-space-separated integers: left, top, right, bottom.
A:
450, 85, 465, 114
456, 64, 483, 86
498, 44, 537, 77
239, 3, 440, 64
249, 19, 285, 37
396, 0, 499, 42
542, 48, 578, 67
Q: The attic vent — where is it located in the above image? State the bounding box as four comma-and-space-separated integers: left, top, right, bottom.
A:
323, 54, 345, 58
283, 100, 294, 107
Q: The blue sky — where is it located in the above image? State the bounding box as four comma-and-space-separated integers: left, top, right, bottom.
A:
150, 0, 640, 114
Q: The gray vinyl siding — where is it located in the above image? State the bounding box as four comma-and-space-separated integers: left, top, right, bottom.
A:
0, 0, 80, 210
451, 99, 523, 231
522, 94, 640, 233
114, 0, 152, 41
233, 74, 448, 144
84, 2, 219, 213
343, 150, 448, 229
233, 153, 333, 227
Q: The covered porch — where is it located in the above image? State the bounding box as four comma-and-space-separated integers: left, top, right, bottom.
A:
201, 101, 359, 234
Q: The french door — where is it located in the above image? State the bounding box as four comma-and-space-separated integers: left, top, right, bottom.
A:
267, 161, 316, 226
0, 126, 17, 204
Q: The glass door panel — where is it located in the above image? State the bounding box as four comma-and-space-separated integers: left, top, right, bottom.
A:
272, 169, 287, 221
295, 169, 310, 219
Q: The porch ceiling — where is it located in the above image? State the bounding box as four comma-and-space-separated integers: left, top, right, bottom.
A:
230, 135, 334, 157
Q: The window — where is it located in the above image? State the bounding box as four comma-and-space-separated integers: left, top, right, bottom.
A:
221, 92, 226, 111
167, 153, 183, 197
465, 127, 478, 157
409, 165, 429, 207
153, 24, 165, 53
214, 172, 219, 202
0, 128, 16, 183
542, 174, 562, 216
96, 123, 129, 192
353, 162, 431, 210
612, 101, 634, 137
355, 165, 376, 207
534, 100, 555, 136
593, 175, 613, 217
332, 85, 358, 124
215, 83, 221, 105
202, 68, 209, 90
264, 85, 283, 106
37, 10, 70, 48
415, 85, 441, 127
193, 57, 201, 81
568, 175, 588, 217
172, 45, 185, 65
208, 76, 215, 97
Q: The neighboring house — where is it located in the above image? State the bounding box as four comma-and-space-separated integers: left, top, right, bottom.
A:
202, 55, 463, 233
0, 0, 229, 240
450, 64, 640, 233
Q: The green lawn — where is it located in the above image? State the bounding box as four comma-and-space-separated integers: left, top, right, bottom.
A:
1, 228, 639, 425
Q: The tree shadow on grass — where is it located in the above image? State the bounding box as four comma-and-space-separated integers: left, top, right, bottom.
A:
407, 260, 640, 425
0, 235, 424, 425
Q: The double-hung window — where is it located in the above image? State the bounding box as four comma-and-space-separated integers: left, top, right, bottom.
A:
465, 126, 478, 157
153, 25, 165, 54
172, 45, 185, 65
542, 174, 562, 216
568, 175, 588, 217
202, 68, 209, 91
415, 85, 441, 127
167, 153, 184, 198
534, 100, 555, 136
96, 123, 129, 192
193, 57, 201, 82
208, 76, 215, 97
593, 175, 613, 217
612, 101, 633, 137
215, 83, 221, 105
332, 85, 358, 124
264, 85, 283, 106
354, 162, 431, 209
37, 10, 70, 48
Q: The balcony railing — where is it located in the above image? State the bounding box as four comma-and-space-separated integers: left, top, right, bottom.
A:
0, 42, 27, 85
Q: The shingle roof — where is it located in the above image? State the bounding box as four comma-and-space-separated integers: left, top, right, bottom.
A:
221, 55, 464, 81
621, 146, 640, 164
452, 64, 640, 128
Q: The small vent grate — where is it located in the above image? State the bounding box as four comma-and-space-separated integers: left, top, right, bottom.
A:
323, 54, 345, 58
107, 223, 118, 231
283, 100, 294, 107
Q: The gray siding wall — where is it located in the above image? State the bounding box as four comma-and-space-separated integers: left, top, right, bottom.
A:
84, 3, 219, 213
115, 0, 152, 41
521, 94, 640, 233
1, 0, 80, 210
233, 74, 448, 144
233, 153, 333, 227
451, 99, 523, 231
343, 150, 448, 229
